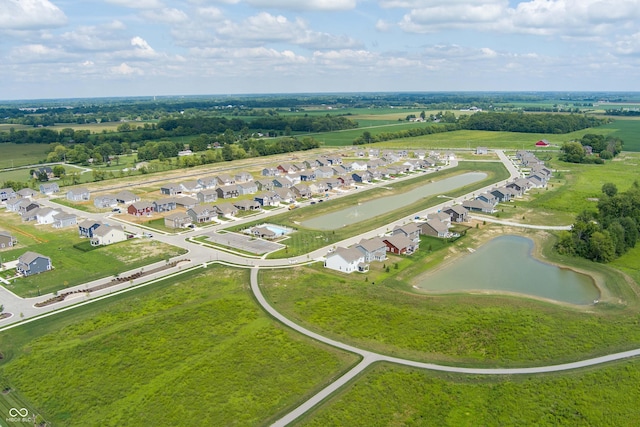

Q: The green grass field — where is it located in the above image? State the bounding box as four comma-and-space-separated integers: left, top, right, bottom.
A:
299, 361, 640, 426
0, 212, 186, 297
0, 266, 357, 426
599, 118, 640, 152
0, 144, 50, 169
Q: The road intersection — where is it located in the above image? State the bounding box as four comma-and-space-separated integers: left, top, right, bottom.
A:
3, 150, 635, 426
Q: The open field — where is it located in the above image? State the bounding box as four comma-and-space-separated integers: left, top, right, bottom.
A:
0, 212, 187, 297
599, 118, 640, 152
0, 144, 50, 170
225, 162, 510, 257
299, 360, 640, 426
260, 227, 640, 366
0, 266, 358, 426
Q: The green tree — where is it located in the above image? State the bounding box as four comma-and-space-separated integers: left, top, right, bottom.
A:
560, 141, 586, 163
601, 182, 618, 197
52, 165, 66, 177
588, 231, 615, 262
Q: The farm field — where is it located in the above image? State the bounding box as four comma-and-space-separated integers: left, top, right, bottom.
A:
0, 144, 50, 169
0, 211, 187, 297
0, 266, 357, 426
598, 118, 640, 152
299, 361, 640, 426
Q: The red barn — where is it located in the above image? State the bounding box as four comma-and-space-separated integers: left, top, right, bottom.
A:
535, 139, 550, 147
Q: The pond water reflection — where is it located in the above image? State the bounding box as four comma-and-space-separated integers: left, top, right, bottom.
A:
415, 235, 600, 305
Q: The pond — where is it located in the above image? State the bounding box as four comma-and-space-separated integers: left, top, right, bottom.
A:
301, 172, 487, 230
415, 235, 600, 305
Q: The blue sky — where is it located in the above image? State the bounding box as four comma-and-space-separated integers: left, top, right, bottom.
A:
1, 0, 640, 100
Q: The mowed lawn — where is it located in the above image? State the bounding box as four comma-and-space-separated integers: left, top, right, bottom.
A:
0, 267, 357, 426
0, 211, 186, 297
299, 361, 640, 426
599, 118, 640, 152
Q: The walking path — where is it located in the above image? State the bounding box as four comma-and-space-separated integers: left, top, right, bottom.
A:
3, 150, 638, 426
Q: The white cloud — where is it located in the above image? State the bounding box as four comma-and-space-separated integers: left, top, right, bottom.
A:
140, 8, 189, 24
110, 62, 144, 75
375, 19, 392, 32
105, 0, 164, 9
197, 7, 224, 21
0, 0, 67, 30
60, 23, 129, 52
245, 0, 357, 11
215, 12, 361, 49
8, 43, 73, 62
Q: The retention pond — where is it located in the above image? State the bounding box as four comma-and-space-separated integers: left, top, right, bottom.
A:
301, 172, 487, 231
415, 235, 600, 305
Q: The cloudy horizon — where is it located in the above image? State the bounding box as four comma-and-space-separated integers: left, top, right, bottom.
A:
2, 0, 640, 100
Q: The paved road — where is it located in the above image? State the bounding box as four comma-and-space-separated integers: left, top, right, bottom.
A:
470, 214, 572, 230
5, 149, 635, 426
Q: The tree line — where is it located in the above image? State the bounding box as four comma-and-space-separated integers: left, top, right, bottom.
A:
555, 182, 640, 263
560, 134, 623, 164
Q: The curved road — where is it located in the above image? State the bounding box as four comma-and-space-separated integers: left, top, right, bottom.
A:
2, 150, 638, 425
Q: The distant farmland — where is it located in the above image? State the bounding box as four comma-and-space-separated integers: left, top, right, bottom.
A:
599, 118, 640, 152
0, 143, 49, 169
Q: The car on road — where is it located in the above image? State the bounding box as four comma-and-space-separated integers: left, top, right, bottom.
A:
310, 201, 316, 205
143, 232, 153, 238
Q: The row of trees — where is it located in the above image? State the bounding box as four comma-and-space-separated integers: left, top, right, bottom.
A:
555, 183, 640, 262
458, 112, 606, 134
353, 123, 458, 145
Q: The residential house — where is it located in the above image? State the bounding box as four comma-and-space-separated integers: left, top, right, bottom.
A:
354, 237, 387, 262
321, 178, 341, 191
233, 200, 261, 211
314, 166, 334, 179
179, 180, 202, 194
35, 207, 60, 225
39, 183, 60, 195
427, 211, 451, 223
332, 165, 350, 176
261, 167, 279, 177
255, 179, 274, 191
78, 220, 103, 238
216, 174, 236, 186
337, 175, 355, 188
174, 196, 198, 210
187, 205, 217, 223
443, 205, 469, 223
115, 190, 139, 204
19, 201, 40, 221
383, 235, 419, 255
0, 187, 17, 202
197, 189, 218, 204
213, 202, 238, 217
367, 159, 386, 169
476, 147, 489, 155
254, 192, 281, 207
392, 223, 421, 242
0, 231, 17, 249
323, 156, 342, 165
272, 177, 294, 189
216, 184, 240, 199
94, 195, 118, 209
52, 212, 77, 229
90, 224, 128, 246
16, 251, 52, 276
274, 188, 295, 203
368, 148, 380, 158
476, 192, 498, 206
528, 173, 548, 188
197, 176, 218, 189
462, 199, 496, 213
66, 188, 90, 201
292, 184, 311, 199
17, 188, 37, 199
324, 247, 368, 273
420, 219, 452, 238
308, 181, 328, 195
160, 183, 182, 196
32, 167, 54, 180
153, 198, 178, 213
237, 182, 258, 195
299, 171, 317, 182
128, 201, 155, 216
235, 171, 253, 183
277, 163, 297, 175
490, 187, 515, 203
5, 198, 25, 212
164, 212, 193, 229
350, 161, 368, 171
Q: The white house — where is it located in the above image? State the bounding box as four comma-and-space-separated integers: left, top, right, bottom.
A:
90, 224, 128, 246
324, 247, 369, 273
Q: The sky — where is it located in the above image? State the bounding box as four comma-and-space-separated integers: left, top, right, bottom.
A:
2, 0, 640, 100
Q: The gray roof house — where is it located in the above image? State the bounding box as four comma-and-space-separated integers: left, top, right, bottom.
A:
237, 182, 258, 195
52, 212, 78, 229
164, 212, 193, 229
16, 251, 52, 276
197, 189, 218, 204
187, 205, 217, 223
354, 237, 387, 262
94, 195, 118, 209
443, 205, 469, 223
115, 190, 140, 204
66, 188, 90, 201
39, 183, 60, 195
462, 199, 496, 213
216, 185, 240, 199
0, 231, 17, 249
160, 183, 182, 196
17, 188, 37, 199
420, 219, 452, 238
0, 187, 17, 202
392, 223, 421, 242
